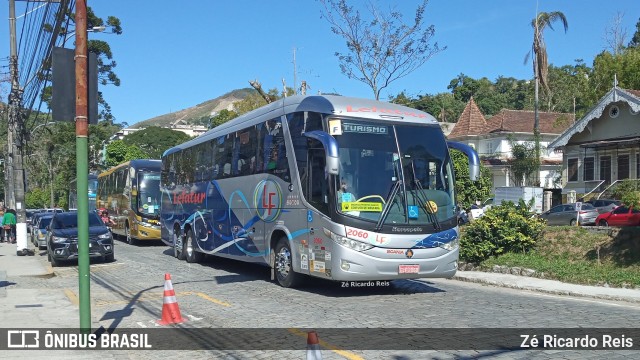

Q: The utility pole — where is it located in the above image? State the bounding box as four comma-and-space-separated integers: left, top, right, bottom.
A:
75, 0, 91, 332
292, 47, 297, 95
8, 0, 28, 253
7, 0, 17, 211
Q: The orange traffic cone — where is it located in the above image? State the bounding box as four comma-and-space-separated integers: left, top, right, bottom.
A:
306, 331, 322, 360
157, 273, 187, 325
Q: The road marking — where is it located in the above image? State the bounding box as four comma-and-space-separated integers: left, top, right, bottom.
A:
184, 291, 231, 307
287, 328, 364, 360
186, 314, 203, 321
137, 322, 147, 328
531, 292, 640, 309
64, 288, 79, 306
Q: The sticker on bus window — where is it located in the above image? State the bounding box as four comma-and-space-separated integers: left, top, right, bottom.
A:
341, 202, 383, 212
329, 120, 342, 135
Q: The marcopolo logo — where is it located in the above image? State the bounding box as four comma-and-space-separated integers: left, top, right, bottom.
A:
254, 179, 282, 222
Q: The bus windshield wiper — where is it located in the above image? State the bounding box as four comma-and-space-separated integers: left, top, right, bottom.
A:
375, 179, 402, 232
408, 159, 441, 231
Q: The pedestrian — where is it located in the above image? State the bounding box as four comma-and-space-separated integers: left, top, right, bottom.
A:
0, 207, 4, 243
2, 208, 17, 244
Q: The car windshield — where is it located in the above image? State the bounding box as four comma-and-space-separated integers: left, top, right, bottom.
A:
580, 203, 595, 210
53, 213, 103, 229
38, 217, 52, 229
333, 120, 455, 226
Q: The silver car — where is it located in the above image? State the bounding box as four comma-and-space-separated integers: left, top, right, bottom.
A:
539, 203, 599, 226
585, 199, 621, 214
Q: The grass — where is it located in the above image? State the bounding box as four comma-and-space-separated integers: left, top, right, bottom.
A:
479, 226, 640, 288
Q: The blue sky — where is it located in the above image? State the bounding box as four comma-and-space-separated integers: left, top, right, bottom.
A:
1, 0, 639, 126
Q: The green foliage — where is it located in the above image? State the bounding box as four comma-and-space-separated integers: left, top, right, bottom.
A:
507, 136, 538, 186
450, 149, 492, 209
460, 201, 546, 263
589, 47, 640, 102
26, 188, 50, 209
121, 126, 191, 159
105, 140, 149, 166
609, 179, 640, 208
210, 109, 239, 128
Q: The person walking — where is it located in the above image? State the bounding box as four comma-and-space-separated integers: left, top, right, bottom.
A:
3, 208, 17, 244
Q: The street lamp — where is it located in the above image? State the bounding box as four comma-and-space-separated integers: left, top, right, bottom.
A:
30, 121, 56, 135
63, 26, 106, 44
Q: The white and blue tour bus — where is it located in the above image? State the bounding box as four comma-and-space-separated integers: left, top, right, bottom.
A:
160, 95, 479, 287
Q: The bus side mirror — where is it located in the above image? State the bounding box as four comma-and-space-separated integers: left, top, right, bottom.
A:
447, 141, 480, 181
304, 130, 340, 175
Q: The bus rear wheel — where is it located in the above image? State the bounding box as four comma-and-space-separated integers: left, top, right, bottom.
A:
274, 237, 301, 288
185, 230, 203, 263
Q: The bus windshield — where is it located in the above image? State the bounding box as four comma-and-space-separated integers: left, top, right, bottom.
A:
334, 120, 455, 226
137, 172, 161, 218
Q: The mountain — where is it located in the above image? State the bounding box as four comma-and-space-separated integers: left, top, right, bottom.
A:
130, 88, 255, 129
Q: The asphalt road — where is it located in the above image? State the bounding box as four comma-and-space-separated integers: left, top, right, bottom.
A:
20, 238, 640, 359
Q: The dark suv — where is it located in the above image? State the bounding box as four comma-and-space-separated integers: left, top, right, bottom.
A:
586, 199, 621, 214
46, 211, 114, 266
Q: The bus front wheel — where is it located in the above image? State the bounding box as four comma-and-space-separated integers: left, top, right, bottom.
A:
274, 237, 301, 288
185, 230, 203, 263
174, 230, 186, 260
126, 225, 137, 246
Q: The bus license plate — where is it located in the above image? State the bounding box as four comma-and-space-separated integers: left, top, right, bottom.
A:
399, 265, 419, 274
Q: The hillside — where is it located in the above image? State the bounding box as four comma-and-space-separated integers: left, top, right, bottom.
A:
131, 88, 255, 128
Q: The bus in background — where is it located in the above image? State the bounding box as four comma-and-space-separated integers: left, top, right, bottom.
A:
97, 159, 162, 245
69, 173, 98, 212
160, 95, 479, 288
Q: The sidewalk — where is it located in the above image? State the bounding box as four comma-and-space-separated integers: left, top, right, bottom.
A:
454, 270, 640, 303
0, 240, 79, 329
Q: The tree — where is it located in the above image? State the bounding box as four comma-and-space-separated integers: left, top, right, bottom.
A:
42, 6, 123, 122
450, 149, 492, 209
210, 109, 239, 129
603, 12, 628, 56
628, 17, 640, 48
319, 0, 444, 100
526, 11, 568, 185
507, 137, 538, 187
105, 140, 148, 166
121, 127, 191, 159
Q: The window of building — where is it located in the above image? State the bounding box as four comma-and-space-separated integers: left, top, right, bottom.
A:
600, 156, 611, 184
618, 154, 630, 180
583, 157, 594, 181
567, 158, 578, 182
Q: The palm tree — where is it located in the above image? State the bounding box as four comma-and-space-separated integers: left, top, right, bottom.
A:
526, 11, 568, 185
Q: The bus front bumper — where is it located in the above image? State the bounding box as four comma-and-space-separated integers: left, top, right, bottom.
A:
326, 244, 459, 282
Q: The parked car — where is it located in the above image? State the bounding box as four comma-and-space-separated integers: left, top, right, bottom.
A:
595, 206, 640, 227
31, 213, 53, 249
539, 203, 599, 226
585, 199, 622, 214
46, 211, 114, 266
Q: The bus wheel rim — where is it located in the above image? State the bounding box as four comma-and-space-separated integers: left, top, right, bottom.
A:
276, 247, 291, 279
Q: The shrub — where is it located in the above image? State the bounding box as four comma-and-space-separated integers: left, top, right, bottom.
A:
460, 200, 546, 263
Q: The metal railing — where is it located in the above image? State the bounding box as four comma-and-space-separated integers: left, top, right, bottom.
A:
597, 179, 640, 199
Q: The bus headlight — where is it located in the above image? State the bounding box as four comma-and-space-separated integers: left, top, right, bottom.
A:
438, 238, 459, 251
326, 229, 374, 252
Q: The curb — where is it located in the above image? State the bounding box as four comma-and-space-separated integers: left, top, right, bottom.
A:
452, 272, 640, 304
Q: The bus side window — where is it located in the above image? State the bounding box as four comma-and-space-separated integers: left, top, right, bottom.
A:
307, 147, 329, 216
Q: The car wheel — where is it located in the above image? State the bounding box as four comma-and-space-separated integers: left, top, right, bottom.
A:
274, 237, 301, 288
126, 225, 137, 246
569, 219, 577, 226
185, 230, 203, 263
49, 252, 60, 267
174, 229, 185, 260
599, 220, 609, 227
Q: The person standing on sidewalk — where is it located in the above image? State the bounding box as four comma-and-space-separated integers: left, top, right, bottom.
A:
3, 208, 17, 244
0, 208, 4, 243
